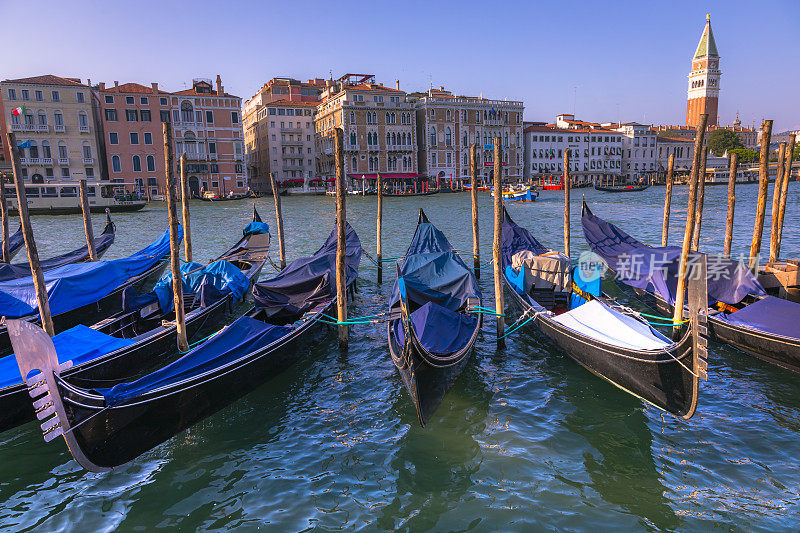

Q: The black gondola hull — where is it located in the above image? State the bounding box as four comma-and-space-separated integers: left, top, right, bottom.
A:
504, 279, 698, 417
60, 305, 329, 469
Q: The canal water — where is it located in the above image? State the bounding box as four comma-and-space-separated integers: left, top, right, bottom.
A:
1, 183, 799, 531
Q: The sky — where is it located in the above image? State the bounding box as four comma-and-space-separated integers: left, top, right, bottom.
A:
3, 0, 799, 132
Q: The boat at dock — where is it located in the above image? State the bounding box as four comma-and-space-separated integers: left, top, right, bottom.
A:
3, 183, 146, 215
594, 183, 650, 192
491, 185, 538, 202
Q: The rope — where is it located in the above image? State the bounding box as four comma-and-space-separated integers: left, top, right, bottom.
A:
469, 305, 505, 317
177, 328, 224, 354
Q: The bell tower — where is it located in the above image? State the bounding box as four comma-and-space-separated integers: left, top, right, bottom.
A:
686, 14, 720, 128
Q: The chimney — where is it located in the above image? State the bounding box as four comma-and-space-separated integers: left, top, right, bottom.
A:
151, 82, 159, 94
99, 82, 106, 91
114, 81, 119, 88
216, 74, 223, 96
87, 78, 91, 88
396, 79, 400, 91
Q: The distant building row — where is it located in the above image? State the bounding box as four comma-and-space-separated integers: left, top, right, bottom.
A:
0, 74, 246, 199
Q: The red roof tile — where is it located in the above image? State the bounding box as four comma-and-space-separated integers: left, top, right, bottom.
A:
2, 74, 85, 87
100, 82, 169, 94
172, 88, 240, 98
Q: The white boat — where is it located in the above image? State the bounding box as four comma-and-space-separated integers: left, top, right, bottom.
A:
3, 182, 146, 215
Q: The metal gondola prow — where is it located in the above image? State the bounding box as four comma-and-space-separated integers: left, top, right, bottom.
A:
6, 318, 110, 473
683, 254, 709, 420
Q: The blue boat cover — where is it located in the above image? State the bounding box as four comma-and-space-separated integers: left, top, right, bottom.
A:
715, 295, 800, 340
152, 260, 249, 312
0, 226, 177, 318
393, 301, 478, 355
4, 226, 24, 258
501, 210, 548, 268
0, 222, 115, 283
0, 324, 134, 390
98, 315, 293, 406
243, 220, 270, 237
252, 223, 362, 320
390, 217, 481, 355
581, 204, 765, 305
571, 265, 602, 309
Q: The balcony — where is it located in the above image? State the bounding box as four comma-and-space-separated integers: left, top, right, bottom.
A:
280, 126, 302, 133
78, 125, 90, 133
282, 138, 303, 146
58, 157, 69, 165
387, 144, 412, 152
209, 153, 218, 160
19, 157, 29, 165
54, 124, 65, 133
83, 157, 94, 165
282, 164, 305, 171
36, 124, 49, 132
41, 158, 52, 165
11, 123, 35, 132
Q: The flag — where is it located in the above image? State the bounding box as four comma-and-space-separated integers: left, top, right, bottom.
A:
11, 105, 25, 116
17, 140, 31, 150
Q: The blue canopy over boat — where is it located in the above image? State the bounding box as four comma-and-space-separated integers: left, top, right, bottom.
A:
390, 215, 480, 354
252, 223, 362, 320
4, 226, 23, 258
715, 295, 800, 340
581, 203, 765, 306
0, 226, 177, 318
501, 209, 548, 268
151, 260, 250, 313
0, 221, 115, 283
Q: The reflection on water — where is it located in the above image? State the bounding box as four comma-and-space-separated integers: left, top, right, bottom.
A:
0, 184, 799, 530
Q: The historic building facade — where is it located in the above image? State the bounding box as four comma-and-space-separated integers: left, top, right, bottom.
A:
1, 75, 104, 186
315, 74, 418, 183
413, 88, 524, 183
686, 14, 720, 128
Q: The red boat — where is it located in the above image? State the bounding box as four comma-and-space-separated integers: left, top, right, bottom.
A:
541, 175, 563, 191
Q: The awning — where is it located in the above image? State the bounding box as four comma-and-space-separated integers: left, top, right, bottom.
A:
347, 173, 421, 180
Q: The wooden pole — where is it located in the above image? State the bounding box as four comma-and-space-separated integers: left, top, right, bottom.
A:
179, 153, 192, 263
661, 153, 675, 247
723, 152, 739, 258
692, 146, 709, 251
776, 134, 796, 256
0, 173, 9, 263
470, 143, 480, 278
269, 172, 286, 269
492, 137, 505, 348
6, 132, 54, 336
376, 172, 383, 283
563, 148, 571, 257
78, 179, 97, 261
749, 119, 773, 272
672, 113, 707, 328
162, 122, 187, 352
334, 128, 348, 351
769, 141, 787, 263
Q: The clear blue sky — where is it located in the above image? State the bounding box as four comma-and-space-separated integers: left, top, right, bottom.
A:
3, 0, 798, 132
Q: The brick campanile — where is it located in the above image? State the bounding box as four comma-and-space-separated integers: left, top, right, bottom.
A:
686, 14, 720, 128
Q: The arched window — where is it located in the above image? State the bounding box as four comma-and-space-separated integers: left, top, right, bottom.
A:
430, 127, 436, 146
349, 110, 354, 123
132, 155, 141, 172
352, 156, 357, 171
385, 112, 390, 124
386, 132, 391, 146
37, 110, 47, 126
146, 155, 155, 172
445, 127, 452, 147
504, 133, 508, 147
82, 142, 92, 160
391, 132, 397, 146
446, 109, 451, 121
181, 101, 194, 122
391, 112, 396, 124
41, 141, 51, 159
516, 133, 520, 146
463, 132, 468, 146
350, 132, 356, 146
112, 155, 121, 172
28, 140, 38, 158
78, 111, 88, 128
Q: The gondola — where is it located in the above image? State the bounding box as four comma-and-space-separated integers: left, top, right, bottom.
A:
200, 192, 253, 202
2, 225, 24, 261
581, 200, 800, 374
0, 224, 176, 356
388, 209, 482, 427
501, 208, 707, 418
8, 222, 362, 471
383, 189, 440, 198
594, 183, 650, 192
0, 212, 116, 283
0, 208, 269, 433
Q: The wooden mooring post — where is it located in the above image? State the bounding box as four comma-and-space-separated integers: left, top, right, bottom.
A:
776, 134, 797, 255
376, 172, 383, 283
723, 152, 739, 258
334, 128, 348, 351
768, 141, 787, 263
673, 113, 707, 330
492, 137, 505, 348
0, 172, 9, 263
269, 172, 286, 269
661, 153, 675, 247
6, 132, 54, 335
470, 143, 480, 278
749, 119, 773, 272
162, 123, 187, 352
563, 148, 571, 257
692, 146, 709, 251
78, 179, 97, 261
179, 153, 193, 263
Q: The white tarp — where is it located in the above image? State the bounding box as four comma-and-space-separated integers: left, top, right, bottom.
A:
552, 300, 670, 350
512, 251, 571, 292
